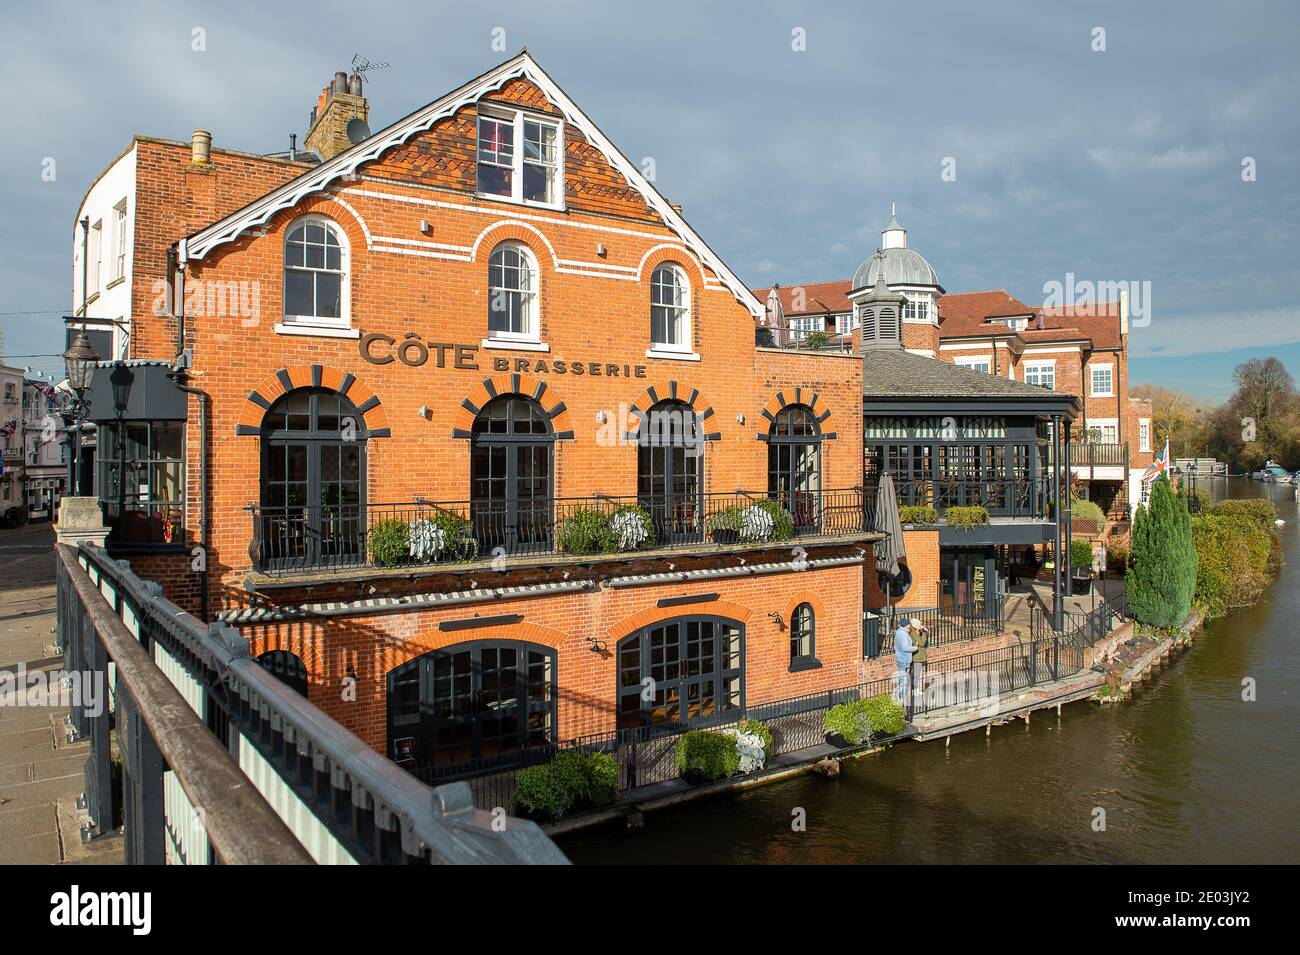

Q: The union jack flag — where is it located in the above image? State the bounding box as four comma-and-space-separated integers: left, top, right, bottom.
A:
1142, 438, 1169, 483
30, 380, 59, 402
0, 418, 17, 437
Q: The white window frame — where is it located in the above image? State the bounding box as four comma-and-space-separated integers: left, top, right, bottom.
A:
649, 263, 692, 354
113, 200, 128, 281
1139, 418, 1151, 453
1087, 418, 1119, 444
476, 106, 564, 211
280, 215, 351, 332
902, 295, 930, 323
1022, 360, 1056, 390
1089, 363, 1114, 397
487, 241, 540, 343
954, 356, 993, 374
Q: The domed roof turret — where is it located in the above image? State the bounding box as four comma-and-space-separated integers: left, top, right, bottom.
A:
850, 204, 942, 291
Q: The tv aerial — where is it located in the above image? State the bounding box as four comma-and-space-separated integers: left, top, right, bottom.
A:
350, 53, 389, 92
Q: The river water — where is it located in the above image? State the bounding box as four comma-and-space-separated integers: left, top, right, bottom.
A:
559, 477, 1300, 864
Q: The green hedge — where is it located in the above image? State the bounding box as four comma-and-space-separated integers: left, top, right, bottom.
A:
945, 505, 989, 531
674, 729, 740, 782
1190, 500, 1280, 619
899, 504, 938, 525
511, 749, 620, 821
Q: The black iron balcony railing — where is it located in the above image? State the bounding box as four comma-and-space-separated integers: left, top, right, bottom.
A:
1069, 442, 1128, 467
872, 476, 1050, 520
248, 487, 871, 576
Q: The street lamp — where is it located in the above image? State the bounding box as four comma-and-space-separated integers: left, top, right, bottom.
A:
62, 331, 99, 496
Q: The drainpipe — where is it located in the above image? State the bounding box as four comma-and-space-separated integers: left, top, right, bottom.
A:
169, 249, 209, 621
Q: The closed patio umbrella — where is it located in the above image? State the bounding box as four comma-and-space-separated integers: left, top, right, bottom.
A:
765, 285, 785, 346
872, 473, 907, 615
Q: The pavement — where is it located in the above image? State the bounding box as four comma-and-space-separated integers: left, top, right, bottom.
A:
0, 522, 121, 864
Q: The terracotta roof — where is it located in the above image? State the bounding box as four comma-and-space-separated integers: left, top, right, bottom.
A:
748, 281, 1125, 350
752, 280, 853, 317
1036, 302, 1123, 348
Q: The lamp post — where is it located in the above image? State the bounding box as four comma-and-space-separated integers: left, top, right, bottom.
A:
62, 331, 99, 496
109, 364, 134, 537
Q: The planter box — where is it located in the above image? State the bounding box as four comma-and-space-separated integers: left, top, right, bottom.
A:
1071, 574, 1093, 596
710, 528, 740, 545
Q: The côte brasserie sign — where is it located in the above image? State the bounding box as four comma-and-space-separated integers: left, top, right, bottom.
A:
359, 331, 648, 378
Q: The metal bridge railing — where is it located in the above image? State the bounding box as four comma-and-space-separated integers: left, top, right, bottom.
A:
57, 542, 568, 865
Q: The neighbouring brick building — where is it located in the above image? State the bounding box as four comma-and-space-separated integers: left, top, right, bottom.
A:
755, 206, 1153, 538
72, 53, 878, 773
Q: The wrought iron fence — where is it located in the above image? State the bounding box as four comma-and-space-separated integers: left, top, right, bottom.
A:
1029, 591, 1128, 649
248, 487, 871, 575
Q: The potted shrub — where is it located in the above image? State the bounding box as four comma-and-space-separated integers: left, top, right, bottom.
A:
823, 694, 906, 747
557, 508, 615, 555
899, 504, 937, 526
722, 721, 771, 774
674, 729, 740, 783
511, 763, 571, 822
823, 700, 873, 748
609, 505, 655, 551
1070, 538, 1095, 595
708, 506, 743, 545
368, 517, 410, 568
750, 499, 794, 541
409, 510, 478, 563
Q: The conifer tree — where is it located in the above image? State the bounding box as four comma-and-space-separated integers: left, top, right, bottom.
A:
1126, 476, 1198, 628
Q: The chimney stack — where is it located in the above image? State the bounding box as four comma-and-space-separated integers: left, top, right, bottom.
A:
305, 70, 370, 161
191, 129, 212, 164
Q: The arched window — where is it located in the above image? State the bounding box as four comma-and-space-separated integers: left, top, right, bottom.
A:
259, 388, 365, 570
768, 405, 822, 531
487, 242, 538, 341
790, 603, 817, 668
283, 217, 347, 327
257, 650, 308, 697
617, 617, 743, 731
650, 264, 690, 351
637, 399, 703, 543
387, 641, 556, 769
471, 395, 553, 553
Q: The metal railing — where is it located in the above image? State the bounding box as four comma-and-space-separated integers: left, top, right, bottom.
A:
870, 594, 1006, 657
248, 487, 871, 575
57, 542, 568, 864
409, 637, 1084, 812
1031, 591, 1128, 649
871, 476, 1049, 519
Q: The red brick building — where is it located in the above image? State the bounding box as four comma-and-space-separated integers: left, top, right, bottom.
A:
73, 53, 876, 772
755, 207, 1153, 535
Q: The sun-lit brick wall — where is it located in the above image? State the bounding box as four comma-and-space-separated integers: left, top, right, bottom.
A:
240, 562, 864, 753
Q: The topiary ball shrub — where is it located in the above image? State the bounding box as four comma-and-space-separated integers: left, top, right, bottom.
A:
511, 763, 571, 822
674, 729, 740, 783
368, 518, 410, 567
1070, 537, 1096, 572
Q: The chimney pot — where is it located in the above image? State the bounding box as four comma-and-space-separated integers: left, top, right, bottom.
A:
191, 129, 212, 164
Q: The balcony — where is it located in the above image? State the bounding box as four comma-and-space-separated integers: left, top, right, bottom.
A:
247, 488, 873, 579
1069, 442, 1128, 468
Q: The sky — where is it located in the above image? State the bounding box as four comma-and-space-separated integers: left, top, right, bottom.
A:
1, 0, 1296, 403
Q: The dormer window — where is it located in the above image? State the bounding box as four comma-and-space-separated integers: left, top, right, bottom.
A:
477, 107, 563, 209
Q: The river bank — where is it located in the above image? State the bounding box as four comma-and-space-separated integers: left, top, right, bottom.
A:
558, 477, 1300, 864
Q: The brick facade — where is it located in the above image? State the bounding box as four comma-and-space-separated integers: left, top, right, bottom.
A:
91, 56, 871, 762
